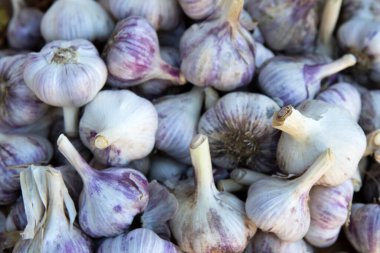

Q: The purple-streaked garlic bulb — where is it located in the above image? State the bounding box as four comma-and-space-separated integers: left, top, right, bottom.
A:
359, 90, 380, 133
13, 166, 93, 253
148, 155, 188, 188
170, 135, 256, 253
141, 181, 177, 240
255, 42, 274, 69
198, 92, 280, 173
245, 231, 314, 253
0, 54, 49, 130
362, 163, 380, 203
154, 87, 204, 164
7, 0, 43, 50
258, 54, 357, 107
273, 100, 366, 186
345, 203, 380, 253
316, 82, 361, 121
99, 0, 182, 31
305, 180, 354, 247
0, 133, 53, 205
245, 0, 320, 54
5, 197, 27, 232
180, 0, 255, 91
246, 149, 333, 242
57, 135, 149, 238
104, 17, 186, 88
97, 228, 180, 253
23, 39, 107, 137
40, 0, 114, 42
79, 90, 158, 167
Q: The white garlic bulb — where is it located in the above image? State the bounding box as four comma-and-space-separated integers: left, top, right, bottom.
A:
273, 100, 366, 186
246, 149, 333, 242
170, 134, 256, 253
40, 0, 114, 42
79, 90, 158, 166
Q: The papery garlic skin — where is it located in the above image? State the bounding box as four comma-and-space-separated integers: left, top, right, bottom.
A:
104, 16, 185, 87
40, 0, 114, 42
345, 204, 380, 253
305, 180, 354, 247
180, 0, 255, 91
100, 0, 181, 31
79, 90, 158, 166
0, 54, 49, 129
198, 92, 280, 173
97, 228, 180, 253
273, 100, 366, 186
359, 90, 380, 133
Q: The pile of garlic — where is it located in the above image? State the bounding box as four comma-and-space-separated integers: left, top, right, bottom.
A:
1, 0, 380, 252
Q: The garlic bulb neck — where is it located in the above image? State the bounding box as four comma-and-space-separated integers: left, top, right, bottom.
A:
231, 169, 267, 185
190, 134, 218, 201
158, 60, 186, 84
221, 0, 243, 24
273, 105, 319, 141
11, 0, 24, 15
51, 47, 77, 64
63, 107, 79, 137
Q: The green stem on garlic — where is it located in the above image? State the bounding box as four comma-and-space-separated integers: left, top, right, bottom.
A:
63, 106, 79, 137
272, 105, 320, 142
231, 169, 268, 186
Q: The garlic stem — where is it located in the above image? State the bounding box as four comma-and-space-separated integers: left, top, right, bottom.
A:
222, 0, 244, 24
158, 60, 186, 85
57, 134, 93, 180
310, 54, 357, 81
231, 169, 268, 185
46, 171, 65, 220
216, 179, 244, 192
189, 134, 218, 200
272, 105, 319, 141
63, 106, 79, 137
364, 130, 380, 156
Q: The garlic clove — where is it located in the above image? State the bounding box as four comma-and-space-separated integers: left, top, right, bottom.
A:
170, 134, 256, 253
57, 134, 149, 238
79, 90, 158, 167
246, 149, 334, 242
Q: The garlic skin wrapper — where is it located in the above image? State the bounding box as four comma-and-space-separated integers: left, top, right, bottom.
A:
58, 135, 149, 238
273, 100, 366, 186
258, 54, 357, 107
79, 90, 158, 166
13, 166, 93, 253
97, 228, 180, 253
180, 0, 255, 91
246, 0, 319, 54
148, 155, 188, 187
316, 82, 361, 121
154, 88, 204, 164
345, 204, 380, 253
246, 231, 314, 253
5, 197, 27, 232
359, 90, 380, 133
99, 0, 181, 31
40, 0, 114, 42
170, 134, 256, 253
246, 149, 333, 242
198, 92, 280, 173
104, 16, 186, 87
23, 39, 108, 136
305, 180, 354, 247
0, 133, 53, 205
0, 54, 49, 129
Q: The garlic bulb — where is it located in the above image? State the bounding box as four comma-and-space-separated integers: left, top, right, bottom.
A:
79, 90, 158, 166
104, 16, 186, 87
5, 197, 27, 232
177, 0, 220, 20
40, 0, 114, 42
359, 90, 380, 133
0, 54, 49, 129
245, 0, 320, 54
97, 228, 180, 253
154, 87, 204, 164
246, 149, 333, 242
316, 82, 361, 121
0, 133, 53, 205
58, 135, 149, 238
273, 100, 366, 186
148, 155, 188, 187
345, 203, 380, 253
99, 0, 182, 31
305, 180, 354, 247
258, 54, 357, 106
170, 134, 256, 253
7, 0, 43, 50
246, 231, 314, 253
13, 166, 93, 253
180, 0, 255, 91
198, 92, 280, 173
23, 39, 107, 136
